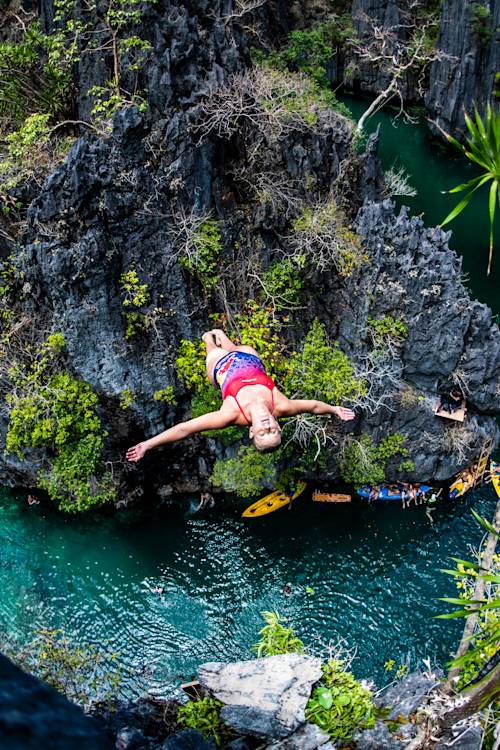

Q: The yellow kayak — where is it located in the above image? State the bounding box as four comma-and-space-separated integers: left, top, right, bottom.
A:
490, 461, 500, 498
242, 481, 307, 518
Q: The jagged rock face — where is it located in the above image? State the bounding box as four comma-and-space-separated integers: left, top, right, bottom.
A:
1, 0, 499, 500
0, 653, 113, 750
198, 654, 323, 739
345, 201, 500, 481
426, 0, 500, 135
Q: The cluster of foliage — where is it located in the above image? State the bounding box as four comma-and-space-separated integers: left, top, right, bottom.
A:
179, 219, 222, 293
255, 21, 354, 89
0, 21, 71, 126
306, 660, 376, 741
252, 610, 304, 656
437, 510, 499, 690
339, 432, 412, 486
258, 64, 348, 126
470, 3, 493, 44
210, 446, 278, 498
0, 0, 154, 195
284, 319, 365, 403
47, 0, 153, 120
3, 628, 124, 710
0, 112, 74, 191
177, 697, 234, 747
259, 258, 304, 311
235, 301, 287, 381
438, 104, 499, 276
6, 333, 116, 512
251, 22, 354, 118
367, 315, 408, 344
119, 269, 150, 338
119, 389, 135, 409
153, 386, 177, 405
0, 257, 18, 333
291, 201, 365, 277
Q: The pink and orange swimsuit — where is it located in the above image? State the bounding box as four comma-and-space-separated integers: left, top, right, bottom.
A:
213, 351, 275, 424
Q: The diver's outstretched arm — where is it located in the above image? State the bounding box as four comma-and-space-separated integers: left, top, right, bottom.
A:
275, 393, 355, 420
126, 410, 233, 462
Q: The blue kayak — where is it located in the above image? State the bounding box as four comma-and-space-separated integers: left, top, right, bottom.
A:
357, 483, 432, 501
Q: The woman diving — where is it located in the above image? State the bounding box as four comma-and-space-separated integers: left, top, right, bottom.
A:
126, 329, 355, 462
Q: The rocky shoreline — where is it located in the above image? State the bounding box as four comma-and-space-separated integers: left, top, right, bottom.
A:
0, 649, 484, 750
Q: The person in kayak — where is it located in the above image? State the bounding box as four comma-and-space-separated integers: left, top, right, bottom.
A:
126, 329, 355, 462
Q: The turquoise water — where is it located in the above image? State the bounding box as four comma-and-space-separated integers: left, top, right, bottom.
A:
342, 94, 500, 316
0, 486, 497, 694
1, 106, 499, 697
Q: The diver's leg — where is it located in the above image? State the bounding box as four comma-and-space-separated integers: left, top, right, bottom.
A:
202, 332, 229, 385
209, 329, 238, 350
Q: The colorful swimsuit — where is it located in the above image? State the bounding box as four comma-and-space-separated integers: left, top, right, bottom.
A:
213, 351, 275, 424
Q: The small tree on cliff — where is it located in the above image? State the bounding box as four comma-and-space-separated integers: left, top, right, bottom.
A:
350, 7, 446, 132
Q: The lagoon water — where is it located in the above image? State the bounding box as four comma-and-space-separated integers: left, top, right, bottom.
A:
0, 102, 498, 697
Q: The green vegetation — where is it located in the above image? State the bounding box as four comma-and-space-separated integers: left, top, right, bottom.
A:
119, 389, 135, 409
0, 0, 154, 198
251, 21, 354, 118
5, 334, 116, 512
3, 627, 124, 710
119, 269, 150, 338
153, 386, 177, 405
436, 510, 499, 690
210, 446, 278, 497
438, 104, 499, 275
253, 610, 304, 656
306, 660, 376, 741
285, 318, 365, 403
0, 21, 71, 125
235, 301, 286, 380
177, 697, 234, 747
255, 21, 354, 90
470, 3, 493, 44
291, 201, 365, 277
252, 612, 376, 743
47, 0, 153, 121
339, 433, 411, 486
180, 219, 222, 293
367, 315, 408, 343
260, 258, 304, 310
0, 113, 73, 191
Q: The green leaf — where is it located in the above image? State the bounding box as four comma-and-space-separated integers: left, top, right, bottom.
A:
471, 508, 499, 536
317, 688, 333, 710
440, 176, 490, 227
336, 694, 351, 707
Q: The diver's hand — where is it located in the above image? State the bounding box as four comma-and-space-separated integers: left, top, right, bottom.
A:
126, 441, 148, 462
332, 406, 356, 421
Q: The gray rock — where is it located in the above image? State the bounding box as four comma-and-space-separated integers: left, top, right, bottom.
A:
265, 722, 333, 749
354, 719, 405, 750
0, 652, 112, 750
198, 654, 323, 740
426, 0, 500, 137
375, 671, 439, 720
162, 729, 216, 749
116, 727, 148, 750
435, 723, 482, 750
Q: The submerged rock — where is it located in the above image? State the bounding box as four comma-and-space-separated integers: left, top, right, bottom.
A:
198, 654, 323, 739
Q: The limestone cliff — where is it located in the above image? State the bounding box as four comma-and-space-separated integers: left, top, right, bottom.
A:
0, 0, 499, 507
